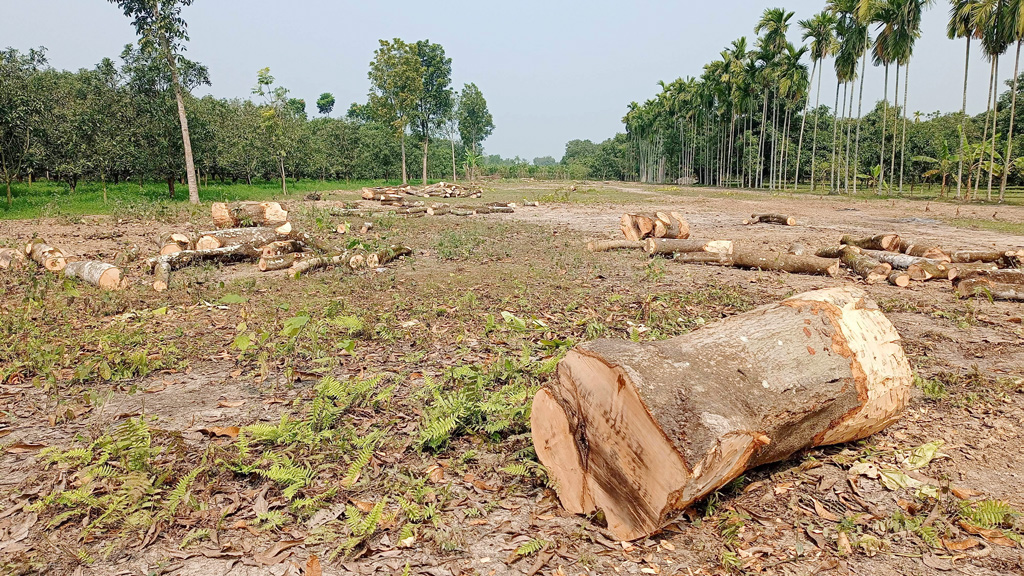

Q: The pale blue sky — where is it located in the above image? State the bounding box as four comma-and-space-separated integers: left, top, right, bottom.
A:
1, 0, 999, 160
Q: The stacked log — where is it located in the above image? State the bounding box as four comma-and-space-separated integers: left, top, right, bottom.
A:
954, 269, 1024, 301
838, 247, 891, 283
195, 227, 280, 251
621, 213, 689, 241
532, 287, 912, 541
160, 233, 193, 255
410, 182, 482, 198
840, 234, 901, 252
211, 202, 288, 229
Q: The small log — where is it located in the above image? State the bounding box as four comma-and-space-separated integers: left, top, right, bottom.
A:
113, 244, 141, 266
787, 243, 806, 256
153, 261, 171, 292
840, 247, 891, 283
897, 242, 950, 262
954, 268, 1024, 285
196, 227, 279, 251
954, 277, 1024, 301
620, 214, 642, 242
745, 213, 796, 226
815, 245, 857, 259
262, 240, 304, 258
450, 209, 474, 217
732, 249, 840, 276
950, 250, 1019, 267
0, 248, 27, 270
426, 204, 451, 216
146, 244, 262, 276
587, 240, 644, 253
211, 201, 288, 229
25, 239, 67, 272
523, 201, 540, 207
945, 262, 1000, 280
365, 244, 413, 268
907, 261, 947, 282
887, 270, 911, 287
64, 261, 125, 290
860, 249, 943, 271
533, 287, 912, 541
336, 223, 348, 234
289, 250, 364, 277
359, 222, 374, 234
259, 253, 304, 271
840, 234, 902, 252
485, 205, 514, 214
159, 233, 193, 255
654, 212, 690, 239
645, 238, 733, 256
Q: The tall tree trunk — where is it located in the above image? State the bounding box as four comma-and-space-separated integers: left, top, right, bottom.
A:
758, 93, 769, 188
811, 59, 825, 192
830, 79, 841, 193
844, 78, 856, 193
839, 83, 848, 193
879, 65, 890, 194
401, 130, 408, 185
1000, 40, 1021, 203
988, 54, 1001, 201
795, 61, 817, 190
976, 57, 997, 196
956, 38, 971, 200
770, 95, 779, 190
6, 179, 11, 208
899, 61, 911, 195
853, 40, 868, 196
167, 176, 175, 199
889, 64, 901, 192
422, 135, 429, 185
166, 44, 200, 205
450, 137, 457, 182
279, 156, 287, 195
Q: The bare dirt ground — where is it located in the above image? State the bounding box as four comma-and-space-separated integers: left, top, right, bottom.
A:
2, 180, 1023, 576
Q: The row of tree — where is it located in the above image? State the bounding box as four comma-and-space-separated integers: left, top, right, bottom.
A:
551, 1, 1024, 203
0, 0, 495, 207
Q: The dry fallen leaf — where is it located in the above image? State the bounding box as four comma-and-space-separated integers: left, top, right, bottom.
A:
253, 539, 304, 566
922, 553, 954, 571
351, 499, 375, 513
306, 555, 322, 576
812, 497, 839, 522
958, 521, 1018, 547
5, 443, 46, 454
218, 399, 246, 408
942, 537, 982, 551
200, 426, 240, 439
427, 465, 444, 484
837, 531, 853, 556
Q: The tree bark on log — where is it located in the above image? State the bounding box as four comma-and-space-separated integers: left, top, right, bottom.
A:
745, 213, 796, 226
673, 252, 733, 265
196, 227, 280, 251
815, 245, 855, 259
840, 247, 891, 283
897, 242, 949, 262
787, 243, 807, 256
860, 249, 942, 271
146, 244, 262, 286
365, 244, 413, 268
732, 249, 840, 276
426, 204, 450, 216
259, 253, 304, 271
887, 270, 911, 287
954, 277, 1024, 301
840, 234, 901, 252
907, 260, 947, 282
64, 261, 125, 290
211, 202, 288, 228
950, 250, 1019, 267
587, 240, 644, 253
24, 239, 66, 272
532, 287, 912, 541
954, 268, 1024, 285
0, 248, 26, 270
262, 240, 305, 258
645, 238, 733, 256
945, 262, 1001, 280
653, 212, 690, 239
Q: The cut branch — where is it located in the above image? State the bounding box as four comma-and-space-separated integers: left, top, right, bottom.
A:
731, 249, 840, 276
745, 213, 796, 226
839, 247, 891, 283
0, 248, 26, 270
64, 261, 125, 290
645, 238, 733, 256
587, 240, 644, 253
840, 234, 901, 252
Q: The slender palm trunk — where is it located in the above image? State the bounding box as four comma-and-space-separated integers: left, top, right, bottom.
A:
988, 54, 1001, 201
844, 80, 855, 194
781, 108, 792, 191
830, 79, 841, 193
976, 57, 996, 196
758, 93, 769, 188
279, 156, 287, 195
889, 64, 900, 191
794, 61, 817, 190
168, 54, 200, 204
450, 136, 457, 181
1000, 40, 1021, 203
810, 61, 825, 192
899, 60, 911, 195
853, 39, 868, 196
879, 65, 890, 194
838, 83, 848, 193
956, 38, 970, 200
401, 130, 408, 185
770, 95, 780, 190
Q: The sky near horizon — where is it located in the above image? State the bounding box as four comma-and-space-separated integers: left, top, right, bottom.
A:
0, 0, 1004, 161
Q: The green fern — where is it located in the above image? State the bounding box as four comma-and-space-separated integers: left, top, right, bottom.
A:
960, 500, 1018, 529
515, 538, 547, 556
180, 528, 210, 549
167, 467, 203, 516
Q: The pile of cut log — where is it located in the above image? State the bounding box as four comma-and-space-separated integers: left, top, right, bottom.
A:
147, 201, 411, 291
361, 182, 482, 202
619, 212, 690, 241
5, 239, 127, 290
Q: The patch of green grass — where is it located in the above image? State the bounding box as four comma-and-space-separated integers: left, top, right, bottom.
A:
435, 229, 484, 260
948, 218, 1024, 236
0, 178, 400, 220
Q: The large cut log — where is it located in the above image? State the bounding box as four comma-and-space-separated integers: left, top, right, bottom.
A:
196, 227, 279, 251
841, 234, 901, 252
896, 241, 949, 262
860, 249, 943, 271
732, 249, 840, 276
532, 287, 912, 541
653, 211, 690, 239
153, 261, 172, 292
64, 261, 125, 290
159, 233, 193, 255
365, 244, 413, 268
950, 250, 1020, 267
587, 239, 644, 253
815, 245, 855, 259
620, 214, 642, 242
211, 202, 288, 228
744, 213, 796, 226
620, 213, 660, 241
0, 248, 27, 270
147, 244, 262, 290
840, 247, 891, 283
954, 277, 1024, 301
645, 238, 733, 256
907, 260, 947, 282
24, 239, 67, 272
259, 253, 304, 271
955, 268, 1024, 285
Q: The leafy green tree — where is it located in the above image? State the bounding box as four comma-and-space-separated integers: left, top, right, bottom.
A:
109, 0, 203, 204
286, 98, 307, 119
316, 92, 335, 116
533, 156, 556, 167
367, 38, 423, 185
457, 83, 494, 179
412, 40, 453, 185
0, 47, 47, 207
